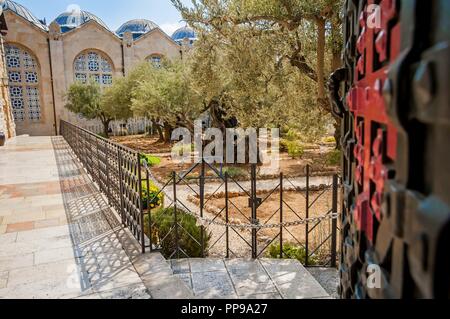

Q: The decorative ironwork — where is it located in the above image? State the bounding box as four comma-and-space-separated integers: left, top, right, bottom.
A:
60, 120, 146, 253
331, 0, 450, 298
61, 120, 340, 266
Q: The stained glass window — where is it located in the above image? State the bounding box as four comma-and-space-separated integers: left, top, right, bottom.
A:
5, 44, 41, 122
146, 54, 162, 68
73, 51, 113, 87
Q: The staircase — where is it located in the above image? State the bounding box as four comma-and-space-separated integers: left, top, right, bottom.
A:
131, 253, 331, 299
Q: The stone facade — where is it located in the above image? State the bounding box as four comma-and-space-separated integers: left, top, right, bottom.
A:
0, 11, 15, 141
1, 2, 183, 136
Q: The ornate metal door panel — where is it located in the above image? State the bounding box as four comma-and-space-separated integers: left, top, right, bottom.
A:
333, 0, 450, 298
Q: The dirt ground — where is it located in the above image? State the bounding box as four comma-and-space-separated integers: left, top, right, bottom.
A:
191, 189, 338, 260
110, 135, 174, 154
112, 134, 340, 182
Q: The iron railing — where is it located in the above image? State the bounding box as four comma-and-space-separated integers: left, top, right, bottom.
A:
61, 120, 340, 267
60, 120, 146, 253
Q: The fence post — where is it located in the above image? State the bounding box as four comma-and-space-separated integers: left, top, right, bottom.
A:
146, 165, 152, 252
225, 172, 229, 259
305, 164, 310, 266
331, 174, 338, 268
137, 152, 145, 253
118, 149, 126, 226
251, 164, 257, 259
279, 172, 283, 259
172, 171, 180, 259
199, 159, 205, 257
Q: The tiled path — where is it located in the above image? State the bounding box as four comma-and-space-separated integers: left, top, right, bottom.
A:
0, 136, 149, 299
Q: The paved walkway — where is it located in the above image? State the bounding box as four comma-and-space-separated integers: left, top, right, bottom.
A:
0, 136, 149, 299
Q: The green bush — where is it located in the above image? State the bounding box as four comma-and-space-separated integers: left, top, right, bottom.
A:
322, 136, 336, 144
144, 207, 211, 258
140, 154, 161, 166
141, 181, 164, 210
325, 150, 341, 166
266, 243, 319, 265
285, 140, 304, 159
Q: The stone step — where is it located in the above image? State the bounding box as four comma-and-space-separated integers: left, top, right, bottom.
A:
132, 252, 194, 299
166, 257, 331, 299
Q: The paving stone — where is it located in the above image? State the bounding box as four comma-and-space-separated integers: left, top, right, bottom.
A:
191, 270, 236, 298
74, 283, 151, 299
6, 221, 35, 233
16, 225, 69, 242
34, 247, 78, 265
0, 271, 8, 289
0, 253, 34, 272
260, 259, 329, 299
0, 232, 17, 245
240, 292, 282, 299
190, 258, 226, 273
143, 273, 194, 299
225, 259, 277, 296
170, 259, 191, 274
0, 235, 73, 258
175, 273, 193, 289
133, 253, 173, 277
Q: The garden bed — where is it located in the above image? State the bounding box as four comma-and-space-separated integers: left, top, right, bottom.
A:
188, 187, 338, 263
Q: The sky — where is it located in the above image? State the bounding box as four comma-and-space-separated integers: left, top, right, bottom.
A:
13, 0, 193, 35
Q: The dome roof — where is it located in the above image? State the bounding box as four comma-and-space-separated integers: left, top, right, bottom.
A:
1, 0, 48, 31
116, 19, 159, 39
172, 26, 197, 44
53, 9, 109, 33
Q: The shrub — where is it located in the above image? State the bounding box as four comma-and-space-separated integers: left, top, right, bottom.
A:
285, 140, 304, 159
322, 136, 336, 144
140, 154, 161, 166
141, 181, 164, 210
325, 150, 341, 166
285, 129, 299, 141
144, 207, 211, 258
266, 242, 319, 265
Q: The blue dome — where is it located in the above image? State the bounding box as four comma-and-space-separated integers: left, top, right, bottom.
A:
116, 19, 159, 40
1, 0, 48, 31
53, 10, 109, 33
172, 26, 197, 44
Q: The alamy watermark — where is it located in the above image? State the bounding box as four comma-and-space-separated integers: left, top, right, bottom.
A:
170, 119, 280, 173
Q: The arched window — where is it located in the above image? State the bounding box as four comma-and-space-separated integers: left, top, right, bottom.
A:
73, 50, 113, 87
146, 54, 163, 68
5, 44, 42, 122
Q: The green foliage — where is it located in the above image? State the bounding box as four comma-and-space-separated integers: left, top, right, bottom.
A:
131, 60, 203, 130
267, 242, 319, 266
144, 207, 211, 258
325, 149, 341, 166
64, 80, 102, 120
222, 166, 246, 178
141, 181, 164, 210
140, 154, 161, 166
323, 136, 336, 144
172, 0, 343, 139
284, 140, 304, 159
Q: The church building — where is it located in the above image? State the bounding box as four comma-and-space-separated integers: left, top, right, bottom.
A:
0, 0, 196, 137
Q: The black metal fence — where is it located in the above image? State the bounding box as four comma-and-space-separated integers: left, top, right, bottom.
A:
143, 160, 340, 267
61, 120, 340, 267
60, 120, 146, 253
